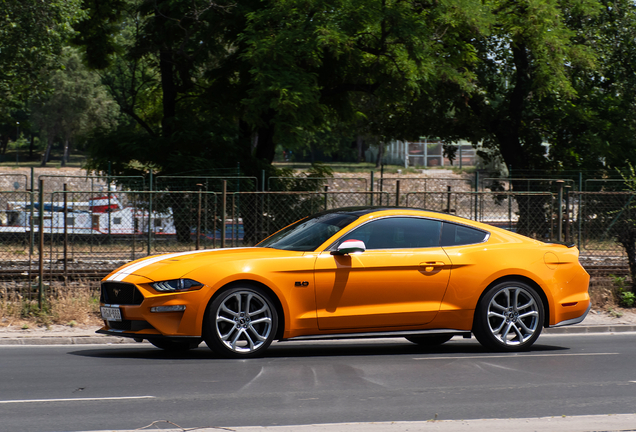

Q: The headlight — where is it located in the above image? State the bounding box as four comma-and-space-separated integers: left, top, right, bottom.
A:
151, 279, 203, 292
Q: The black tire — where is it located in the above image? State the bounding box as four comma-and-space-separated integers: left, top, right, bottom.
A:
473, 280, 544, 352
405, 334, 453, 346
203, 285, 278, 359
147, 338, 201, 352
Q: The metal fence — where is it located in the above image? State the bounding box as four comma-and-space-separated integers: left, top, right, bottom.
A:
3, 184, 636, 297
568, 192, 635, 261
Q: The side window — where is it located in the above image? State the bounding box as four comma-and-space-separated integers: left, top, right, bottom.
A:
441, 222, 488, 246
336, 217, 441, 250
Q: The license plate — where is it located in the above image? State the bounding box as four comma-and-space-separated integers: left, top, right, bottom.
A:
101, 306, 122, 322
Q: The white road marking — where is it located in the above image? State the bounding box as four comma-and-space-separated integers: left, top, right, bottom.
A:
414, 353, 619, 360
0, 396, 155, 404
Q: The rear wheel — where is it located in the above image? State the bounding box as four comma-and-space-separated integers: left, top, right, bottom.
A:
405, 334, 453, 346
473, 280, 544, 351
203, 285, 278, 358
147, 338, 201, 352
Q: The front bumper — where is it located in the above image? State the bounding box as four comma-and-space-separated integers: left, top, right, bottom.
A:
96, 327, 202, 342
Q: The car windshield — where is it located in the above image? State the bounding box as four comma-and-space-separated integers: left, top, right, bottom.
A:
257, 212, 359, 251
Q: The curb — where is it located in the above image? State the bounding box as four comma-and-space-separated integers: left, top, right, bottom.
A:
543, 324, 636, 334
0, 335, 138, 346
1, 325, 636, 346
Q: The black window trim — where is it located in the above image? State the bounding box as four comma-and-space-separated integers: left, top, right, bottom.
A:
325, 215, 444, 251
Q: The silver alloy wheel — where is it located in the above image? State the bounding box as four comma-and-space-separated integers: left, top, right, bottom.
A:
486, 286, 540, 346
215, 290, 273, 354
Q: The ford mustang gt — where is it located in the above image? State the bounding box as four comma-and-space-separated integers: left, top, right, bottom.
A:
98, 207, 590, 358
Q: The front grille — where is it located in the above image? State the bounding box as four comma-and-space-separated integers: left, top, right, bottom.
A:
101, 282, 144, 305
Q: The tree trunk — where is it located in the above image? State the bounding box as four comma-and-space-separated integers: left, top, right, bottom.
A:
375, 143, 384, 168
494, 44, 531, 172
491, 43, 544, 238
159, 49, 177, 139
61, 137, 70, 167
616, 224, 636, 294
0, 135, 8, 155
357, 135, 364, 162
171, 194, 195, 243
41, 134, 54, 167
159, 46, 192, 243
253, 110, 277, 163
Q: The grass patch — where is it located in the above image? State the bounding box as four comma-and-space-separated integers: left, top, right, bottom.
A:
0, 281, 102, 328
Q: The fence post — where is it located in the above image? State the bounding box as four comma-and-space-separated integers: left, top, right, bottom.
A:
564, 185, 571, 243
395, 180, 400, 207
474, 171, 479, 220
30, 166, 34, 256
380, 164, 384, 193
221, 180, 227, 248
63, 184, 68, 286
147, 170, 153, 255
196, 184, 202, 250
508, 174, 512, 230
232, 193, 237, 247
578, 173, 583, 250
38, 179, 44, 310
324, 186, 329, 211
556, 180, 564, 242
445, 185, 451, 213
370, 171, 374, 206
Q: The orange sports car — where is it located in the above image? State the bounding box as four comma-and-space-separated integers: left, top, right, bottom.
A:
98, 207, 590, 358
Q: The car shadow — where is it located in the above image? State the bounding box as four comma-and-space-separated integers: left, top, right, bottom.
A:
68, 338, 569, 361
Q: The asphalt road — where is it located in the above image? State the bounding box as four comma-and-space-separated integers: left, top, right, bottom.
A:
2, 333, 636, 432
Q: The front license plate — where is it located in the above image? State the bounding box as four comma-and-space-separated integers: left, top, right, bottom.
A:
101, 306, 122, 322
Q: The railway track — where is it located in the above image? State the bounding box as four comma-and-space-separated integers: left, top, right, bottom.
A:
0, 268, 111, 281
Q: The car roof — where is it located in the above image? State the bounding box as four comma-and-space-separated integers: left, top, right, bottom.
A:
315, 206, 472, 222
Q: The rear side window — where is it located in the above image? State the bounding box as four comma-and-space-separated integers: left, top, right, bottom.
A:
441, 222, 488, 246
335, 217, 442, 250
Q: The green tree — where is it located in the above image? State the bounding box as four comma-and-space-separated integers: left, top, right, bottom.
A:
239, 0, 491, 162
0, 0, 84, 151
544, 0, 636, 171
74, 0, 492, 241
31, 49, 119, 166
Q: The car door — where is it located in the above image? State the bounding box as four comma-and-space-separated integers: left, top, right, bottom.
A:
313, 217, 451, 330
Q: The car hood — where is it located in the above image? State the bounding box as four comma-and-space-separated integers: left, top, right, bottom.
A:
103, 247, 297, 282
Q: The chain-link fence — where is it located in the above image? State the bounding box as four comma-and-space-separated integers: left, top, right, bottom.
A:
0, 174, 28, 191
267, 176, 370, 192
4, 186, 636, 297
480, 177, 577, 192
405, 192, 556, 240
569, 192, 635, 260
154, 176, 258, 192
376, 177, 473, 193
228, 191, 389, 245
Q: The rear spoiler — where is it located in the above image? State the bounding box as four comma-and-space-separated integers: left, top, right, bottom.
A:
545, 241, 576, 248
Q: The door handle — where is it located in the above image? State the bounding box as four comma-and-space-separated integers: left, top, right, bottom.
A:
420, 262, 446, 272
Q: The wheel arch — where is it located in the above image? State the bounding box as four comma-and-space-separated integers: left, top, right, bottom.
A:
473, 275, 550, 330
204, 279, 286, 340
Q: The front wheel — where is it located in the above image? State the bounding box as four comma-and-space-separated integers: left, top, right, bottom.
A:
203, 285, 278, 358
473, 281, 544, 352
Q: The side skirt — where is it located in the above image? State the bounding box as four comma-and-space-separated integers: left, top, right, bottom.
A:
281, 329, 471, 342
